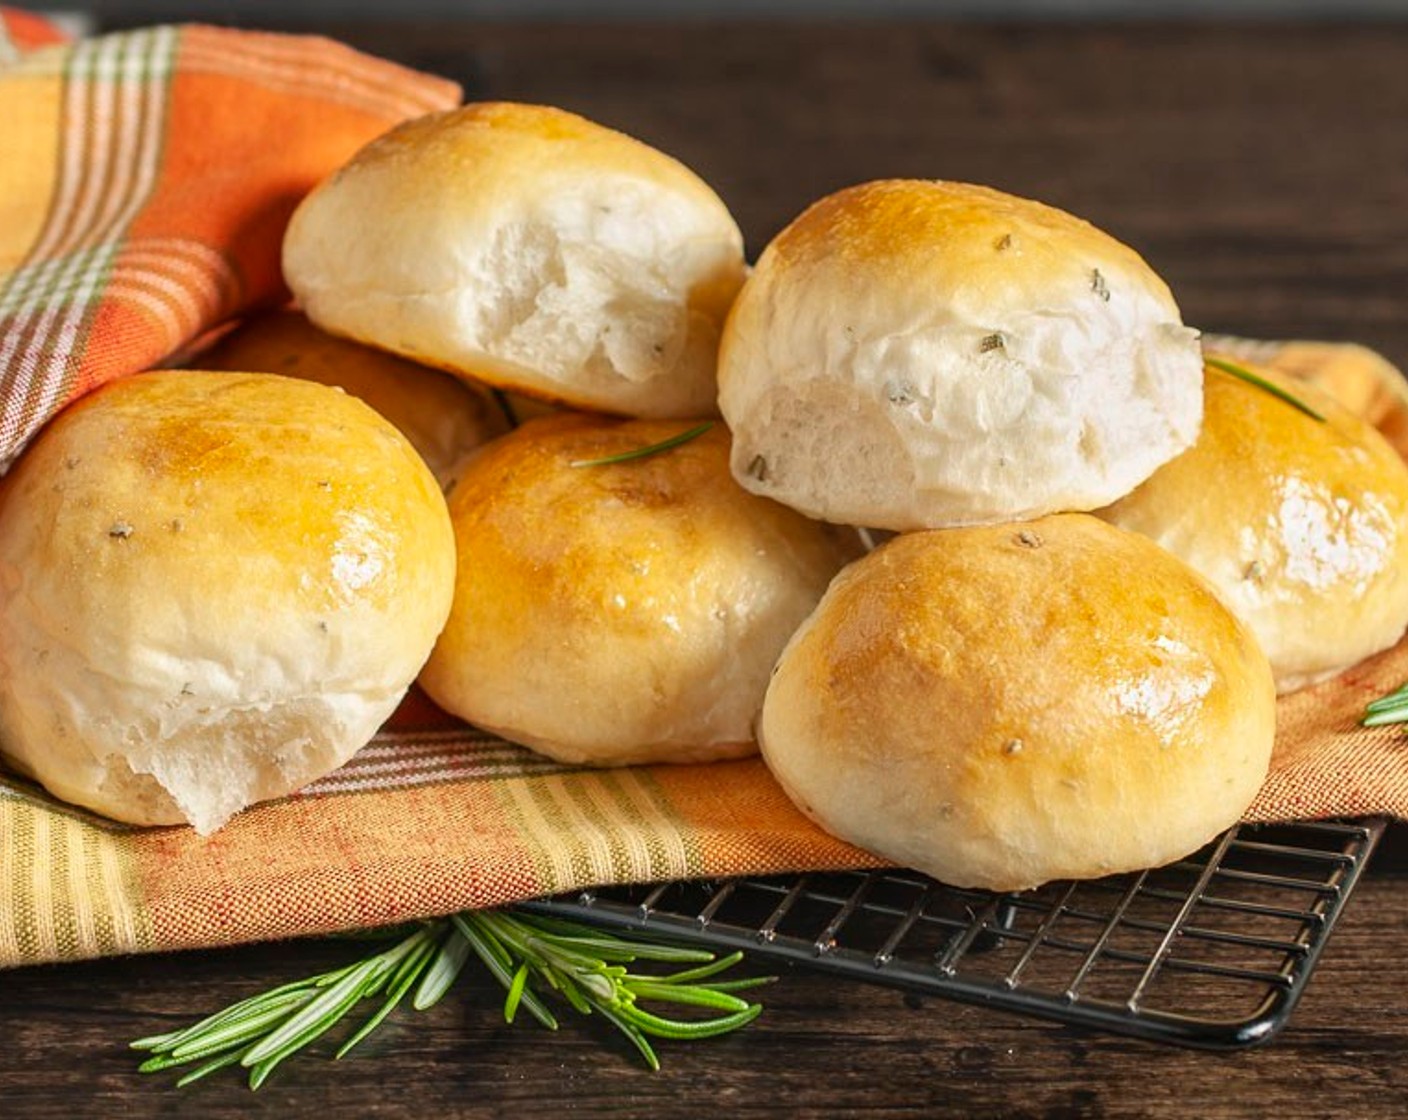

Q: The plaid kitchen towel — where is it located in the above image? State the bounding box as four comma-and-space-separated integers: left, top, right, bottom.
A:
1, 14, 1406, 969
0, 10, 459, 471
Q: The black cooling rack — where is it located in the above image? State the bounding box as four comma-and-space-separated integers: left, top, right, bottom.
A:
525, 818, 1384, 1049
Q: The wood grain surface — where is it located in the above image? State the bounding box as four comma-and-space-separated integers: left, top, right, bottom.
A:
5, 18, 1408, 1118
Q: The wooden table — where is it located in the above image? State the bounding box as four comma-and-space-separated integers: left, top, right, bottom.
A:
6, 18, 1408, 1118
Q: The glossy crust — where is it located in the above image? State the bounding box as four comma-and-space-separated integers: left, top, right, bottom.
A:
1099, 356, 1408, 692
199, 309, 507, 487
283, 102, 747, 419
718, 179, 1203, 529
0, 372, 455, 832
418, 414, 862, 764
759, 515, 1276, 891
1202, 336, 1408, 453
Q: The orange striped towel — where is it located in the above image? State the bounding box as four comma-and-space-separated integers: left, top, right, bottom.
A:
0, 11, 459, 470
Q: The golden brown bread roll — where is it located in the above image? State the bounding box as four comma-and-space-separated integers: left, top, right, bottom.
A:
1099, 356, 1408, 692
198, 309, 508, 487
418, 413, 862, 765
759, 515, 1276, 892
718, 180, 1204, 530
1201, 335, 1408, 453
283, 102, 747, 419
0, 371, 456, 833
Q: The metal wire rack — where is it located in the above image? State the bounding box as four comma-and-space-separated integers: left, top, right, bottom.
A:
526, 817, 1384, 1049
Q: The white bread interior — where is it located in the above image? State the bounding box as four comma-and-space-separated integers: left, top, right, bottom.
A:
283, 102, 747, 419
718, 180, 1203, 530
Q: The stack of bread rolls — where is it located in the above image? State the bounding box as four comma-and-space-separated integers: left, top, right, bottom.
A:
1, 99, 1404, 892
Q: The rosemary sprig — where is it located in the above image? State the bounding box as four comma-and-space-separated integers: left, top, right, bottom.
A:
569, 421, 714, 468
131, 908, 771, 1089
1204, 355, 1327, 423
1362, 683, 1408, 727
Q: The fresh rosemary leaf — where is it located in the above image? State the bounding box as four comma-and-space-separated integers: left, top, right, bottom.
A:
1365, 684, 1408, 711
453, 913, 559, 1029
1361, 683, 1408, 727
1204, 355, 1327, 422
593, 1001, 661, 1071
503, 962, 531, 1023
133, 906, 772, 1090
623, 981, 753, 1012
618, 1002, 763, 1041
239, 962, 377, 1068
174, 1050, 246, 1088
689, 976, 777, 995
411, 925, 472, 1011
338, 932, 442, 1059
569, 421, 714, 468
632, 950, 750, 985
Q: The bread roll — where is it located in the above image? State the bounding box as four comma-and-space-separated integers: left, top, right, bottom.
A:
0, 371, 455, 833
198, 309, 508, 488
283, 102, 747, 419
1201, 335, 1408, 451
760, 515, 1275, 892
418, 413, 861, 765
718, 180, 1203, 530
1099, 356, 1408, 692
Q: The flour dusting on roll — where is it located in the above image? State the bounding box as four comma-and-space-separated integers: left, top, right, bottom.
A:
1099, 355, 1408, 693
718, 180, 1203, 530
283, 102, 747, 419
0, 371, 456, 833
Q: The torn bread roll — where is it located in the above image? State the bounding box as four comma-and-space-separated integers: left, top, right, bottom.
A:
198, 309, 508, 488
418, 413, 862, 765
0, 371, 455, 833
760, 515, 1276, 892
718, 179, 1203, 529
1099, 356, 1408, 693
283, 102, 747, 419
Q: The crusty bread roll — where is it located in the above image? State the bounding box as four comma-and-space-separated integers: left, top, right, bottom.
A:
418, 413, 861, 765
0, 371, 455, 833
198, 309, 508, 488
283, 102, 747, 419
1099, 356, 1408, 693
760, 515, 1275, 892
718, 180, 1204, 530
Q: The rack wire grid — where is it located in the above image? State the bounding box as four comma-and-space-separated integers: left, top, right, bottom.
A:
526, 817, 1384, 1049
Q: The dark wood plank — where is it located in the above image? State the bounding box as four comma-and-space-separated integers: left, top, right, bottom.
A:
10, 19, 1408, 1117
